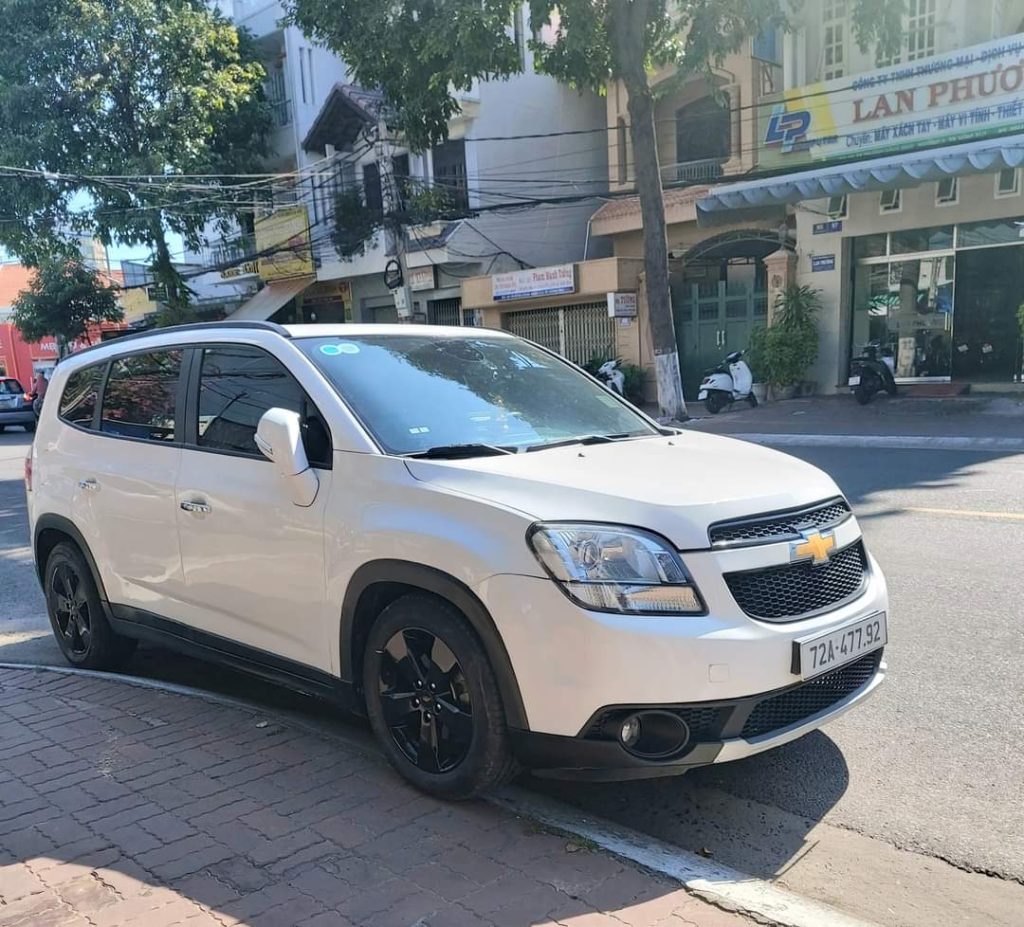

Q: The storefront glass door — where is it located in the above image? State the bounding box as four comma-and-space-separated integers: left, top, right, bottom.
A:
952, 247, 1024, 382
851, 254, 954, 379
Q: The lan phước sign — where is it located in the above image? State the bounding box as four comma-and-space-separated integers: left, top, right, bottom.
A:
811, 254, 836, 272
759, 34, 1024, 168
492, 264, 576, 301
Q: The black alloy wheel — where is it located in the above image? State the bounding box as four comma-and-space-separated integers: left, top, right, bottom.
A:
377, 627, 473, 774
363, 593, 517, 799
51, 562, 92, 656
44, 542, 136, 670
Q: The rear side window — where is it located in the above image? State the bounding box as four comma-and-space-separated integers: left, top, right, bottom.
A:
1, 379, 24, 395
101, 350, 183, 442
197, 345, 330, 466
59, 365, 105, 429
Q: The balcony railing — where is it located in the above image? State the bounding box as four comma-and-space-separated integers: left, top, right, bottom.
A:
663, 158, 725, 184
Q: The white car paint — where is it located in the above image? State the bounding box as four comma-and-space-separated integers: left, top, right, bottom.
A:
27, 323, 887, 779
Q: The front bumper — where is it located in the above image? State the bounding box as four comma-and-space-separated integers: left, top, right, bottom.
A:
0, 407, 35, 425
510, 650, 885, 779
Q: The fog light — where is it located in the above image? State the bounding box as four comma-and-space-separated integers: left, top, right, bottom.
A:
619, 715, 642, 748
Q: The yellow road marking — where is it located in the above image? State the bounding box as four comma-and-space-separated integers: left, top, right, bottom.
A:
904, 506, 1024, 521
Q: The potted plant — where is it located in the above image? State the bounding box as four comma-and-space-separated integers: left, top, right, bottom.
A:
745, 327, 770, 403
758, 285, 821, 401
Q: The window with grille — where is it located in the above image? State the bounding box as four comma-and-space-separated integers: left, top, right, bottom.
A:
433, 140, 468, 210
906, 0, 937, 62
822, 0, 847, 80
502, 303, 616, 367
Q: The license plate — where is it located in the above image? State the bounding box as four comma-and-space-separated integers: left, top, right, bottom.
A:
793, 612, 886, 679
848, 375, 861, 387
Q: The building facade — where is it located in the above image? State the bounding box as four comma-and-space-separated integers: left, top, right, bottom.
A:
697, 0, 1024, 392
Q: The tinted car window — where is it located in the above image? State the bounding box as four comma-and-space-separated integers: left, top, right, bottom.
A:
101, 350, 182, 442
197, 345, 330, 466
58, 365, 105, 429
1, 379, 25, 394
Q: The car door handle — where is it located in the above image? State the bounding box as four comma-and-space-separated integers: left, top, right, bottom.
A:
77, 479, 99, 492
180, 500, 211, 515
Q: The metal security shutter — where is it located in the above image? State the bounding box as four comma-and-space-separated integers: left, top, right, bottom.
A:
503, 302, 615, 366
427, 297, 463, 326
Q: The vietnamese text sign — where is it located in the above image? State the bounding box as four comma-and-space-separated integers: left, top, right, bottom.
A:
759, 34, 1024, 168
408, 266, 437, 291
813, 220, 843, 235
492, 264, 576, 301
607, 291, 638, 318
811, 254, 836, 272
255, 206, 314, 281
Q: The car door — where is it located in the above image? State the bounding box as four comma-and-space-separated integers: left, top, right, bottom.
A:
85, 348, 187, 613
173, 342, 333, 672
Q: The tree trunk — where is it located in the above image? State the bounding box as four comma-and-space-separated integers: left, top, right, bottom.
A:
611, 0, 687, 421
150, 216, 193, 326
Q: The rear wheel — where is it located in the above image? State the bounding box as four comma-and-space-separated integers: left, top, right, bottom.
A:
854, 374, 879, 405
363, 593, 517, 800
44, 542, 136, 670
705, 391, 729, 415
746, 393, 758, 408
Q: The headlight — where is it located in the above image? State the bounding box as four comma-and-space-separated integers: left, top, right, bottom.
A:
527, 523, 704, 615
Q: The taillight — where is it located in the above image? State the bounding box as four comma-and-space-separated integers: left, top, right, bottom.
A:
24, 453, 32, 493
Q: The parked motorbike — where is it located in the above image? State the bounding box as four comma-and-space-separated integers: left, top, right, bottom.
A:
848, 342, 898, 405
698, 350, 756, 414
597, 358, 626, 396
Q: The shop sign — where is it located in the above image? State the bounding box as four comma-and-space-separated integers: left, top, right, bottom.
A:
255, 206, 314, 281
759, 34, 1024, 168
408, 266, 436, 291
811, 254, 836, 272
607, 291, 638, 318
492, 264, 576, 301
813, 220, 843, 235
221, 261, 259, 280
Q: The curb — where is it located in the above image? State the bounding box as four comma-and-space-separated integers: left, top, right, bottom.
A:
0, 662, 878, 927
700, 433, 1024, 452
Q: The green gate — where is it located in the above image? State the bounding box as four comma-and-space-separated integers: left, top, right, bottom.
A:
673, 281, 767, 399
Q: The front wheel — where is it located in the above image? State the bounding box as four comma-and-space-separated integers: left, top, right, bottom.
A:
705, 391, 729, 415
363, 593, 518, 800
44, 542, 136, 670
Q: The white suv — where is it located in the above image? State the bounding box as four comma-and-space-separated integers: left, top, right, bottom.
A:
26, 322, 887, 798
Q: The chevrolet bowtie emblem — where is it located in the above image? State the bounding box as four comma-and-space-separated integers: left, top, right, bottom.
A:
791, 529, 836, 566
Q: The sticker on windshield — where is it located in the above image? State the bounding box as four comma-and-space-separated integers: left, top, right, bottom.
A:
320, 342, 360, 357
409, 426, 430, 434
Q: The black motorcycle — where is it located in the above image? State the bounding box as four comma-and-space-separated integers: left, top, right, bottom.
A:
848, 342, 898, 405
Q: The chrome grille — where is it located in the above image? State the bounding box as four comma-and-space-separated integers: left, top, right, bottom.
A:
724, 541, 868, 622
709, 498, 851, 548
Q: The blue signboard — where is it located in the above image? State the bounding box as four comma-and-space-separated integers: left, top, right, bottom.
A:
813, 220, 843, 235
811, 254, 836, 272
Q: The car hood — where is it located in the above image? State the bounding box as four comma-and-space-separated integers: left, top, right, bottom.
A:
404, 432, 841, 550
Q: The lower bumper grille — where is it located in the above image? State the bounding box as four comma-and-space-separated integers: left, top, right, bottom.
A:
583, 648, 883, 755
724, 541, 868, 622
740, 650, 882, 739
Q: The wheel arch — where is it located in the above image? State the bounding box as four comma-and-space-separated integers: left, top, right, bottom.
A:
340, 560, 529, 730
33, 514, 109, 603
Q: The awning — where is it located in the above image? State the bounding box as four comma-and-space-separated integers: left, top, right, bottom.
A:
697, 134, 1024, 225
228, 277, 312, 321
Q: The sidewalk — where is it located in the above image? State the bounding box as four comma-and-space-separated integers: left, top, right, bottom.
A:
0, 667, 751, 927
678, 394, 1024, 443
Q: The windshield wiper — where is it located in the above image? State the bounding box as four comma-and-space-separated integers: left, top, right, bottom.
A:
525, 433, 639, 452
405, 443, 516, 460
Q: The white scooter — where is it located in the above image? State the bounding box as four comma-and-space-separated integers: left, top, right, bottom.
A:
597, 358, 626, 396
698, 350, 757, 415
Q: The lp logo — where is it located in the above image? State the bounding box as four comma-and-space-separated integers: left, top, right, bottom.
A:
764, 107, 811, 150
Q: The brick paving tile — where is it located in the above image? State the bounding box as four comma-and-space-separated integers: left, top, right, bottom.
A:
0, 669, 753, 927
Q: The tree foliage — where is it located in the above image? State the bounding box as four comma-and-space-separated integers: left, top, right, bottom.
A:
11, 258, 123, 355
0, 0, 271, 318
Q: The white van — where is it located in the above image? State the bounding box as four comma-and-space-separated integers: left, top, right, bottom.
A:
26, 322, 887, 798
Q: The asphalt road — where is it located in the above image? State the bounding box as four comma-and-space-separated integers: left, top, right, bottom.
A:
2, 428, 1022, 926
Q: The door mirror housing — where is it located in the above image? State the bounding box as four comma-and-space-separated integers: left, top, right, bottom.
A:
255, 408, 319, 507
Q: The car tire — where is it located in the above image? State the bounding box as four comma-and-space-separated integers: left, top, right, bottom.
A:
23, 421, 35, 433
363, 593, 518, 800
44, 542, 136, 671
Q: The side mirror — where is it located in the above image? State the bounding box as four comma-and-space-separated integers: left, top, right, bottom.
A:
255, 408, 319, 507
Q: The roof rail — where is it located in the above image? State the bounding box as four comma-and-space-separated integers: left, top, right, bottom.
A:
63, 320, 292, 363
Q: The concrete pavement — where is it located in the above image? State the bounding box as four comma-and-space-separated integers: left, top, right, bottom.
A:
0, 666, 754, 927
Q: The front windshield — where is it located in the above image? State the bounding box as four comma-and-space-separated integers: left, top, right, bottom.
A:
296, 333, 657, 455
